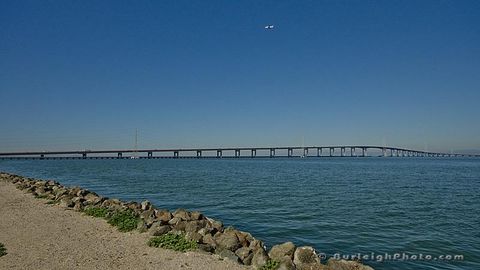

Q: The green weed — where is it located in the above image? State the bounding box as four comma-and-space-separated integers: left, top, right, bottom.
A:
107, 210, 139, 232
148, 233, 197, 252
259, 259, 280, 270
84, 207, 109, 218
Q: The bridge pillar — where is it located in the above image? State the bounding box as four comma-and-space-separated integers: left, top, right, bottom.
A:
82, 153, 87, 159
235, 149, 240, 158
361, 148, 366, 157
148, 152, 153, 158
351, 147, 356, 157
340, 147, 345, 157
317, 148, 322, 157
270, 148, 275, 158
382, 148, 386, 157
117, 152, 122, 159
330, 148, 334, 157
251, 149, 256, 158
174, 151, 179, 158
303, 148, 308, 157
216, 150, 222, 158
196, 150, 202, 158
40, 154, 45, 160
288, 148, 293, 157
390, 149, 394, 157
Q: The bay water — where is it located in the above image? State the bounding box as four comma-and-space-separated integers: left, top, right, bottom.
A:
0, 158, 478, 269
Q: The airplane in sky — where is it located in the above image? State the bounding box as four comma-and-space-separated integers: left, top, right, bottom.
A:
264, 25, 274, 30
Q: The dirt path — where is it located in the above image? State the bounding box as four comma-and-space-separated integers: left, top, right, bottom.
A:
0, 180, 249, 270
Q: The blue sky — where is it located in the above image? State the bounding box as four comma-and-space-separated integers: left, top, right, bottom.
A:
1, 0, 479, 153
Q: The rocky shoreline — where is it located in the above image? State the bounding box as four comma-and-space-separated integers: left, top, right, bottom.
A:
0, 172, 374, 270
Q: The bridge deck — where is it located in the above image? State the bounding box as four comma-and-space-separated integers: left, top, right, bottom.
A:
0, 146, 477, 159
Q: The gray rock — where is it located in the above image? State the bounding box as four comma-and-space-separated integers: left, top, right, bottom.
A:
173, 208, 191, 220
141, 200, 152, 211
214, 231, 241, 251
84, 193, 103, 205
278, 255, 296, 270
201, 233, 217, 248
101, 199, 122, 210
269, 242, 296, 260
155, 210, 172, 224
73, 202, 83, 212
59, 196, 74, 208
326, 259, 374, 270
249, 239, 266, 252
251, 248, 269, 269
293, 247, 321, 269
206, 218, 223, 232
174, 220, 187, 231
235, 231, 253, 247
140, 209, 156, 226
35, 187, 46, 195
190, 211, 203, 220
46, 180, 57, 186
235, 246, 252, 262
68, 187, 82, 196
149, 223, 171, 236
54, 188, 68, 199
125, 201, 141, 211
197, 228, 210, 236
197, 243, 214, 253
72, 196, 85, 205
76, 189, 88, 197
185, 220, 207, 233
168, 216, 182, 226
185, 231, 203, 243
243, 253, 254, 266
137, 221, 148, 233
216, 249, 240, 263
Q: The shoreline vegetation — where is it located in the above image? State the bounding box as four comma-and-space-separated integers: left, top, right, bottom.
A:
0, 172, 373, 270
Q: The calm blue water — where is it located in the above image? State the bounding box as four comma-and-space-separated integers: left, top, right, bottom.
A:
1, 158, 479, 270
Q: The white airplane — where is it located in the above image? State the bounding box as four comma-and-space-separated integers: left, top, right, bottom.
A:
264, 25, 274, 30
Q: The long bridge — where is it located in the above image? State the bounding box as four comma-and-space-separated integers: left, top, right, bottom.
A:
0, 146, 478, 160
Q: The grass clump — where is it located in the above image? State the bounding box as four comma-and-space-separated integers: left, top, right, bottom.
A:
148, 233, 197, 252
34, 194, 49, 199
0, 243, 6, 257
107, 209, 139, 232
259, 259, 280, 270
84, 207, 109, 218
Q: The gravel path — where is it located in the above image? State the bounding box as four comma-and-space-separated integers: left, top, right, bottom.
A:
0, 180, 249, 270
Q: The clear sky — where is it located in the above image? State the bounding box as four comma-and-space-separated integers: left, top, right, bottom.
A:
1, 0, 479, 153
